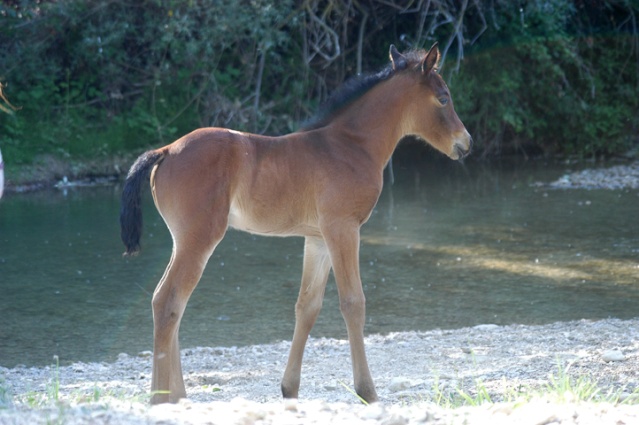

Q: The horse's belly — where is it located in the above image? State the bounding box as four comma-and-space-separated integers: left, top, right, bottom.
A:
228, 203, 320, 237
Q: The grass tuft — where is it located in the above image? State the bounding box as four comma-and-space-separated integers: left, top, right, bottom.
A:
338, 380, 369, 405
425, 359, 639, 410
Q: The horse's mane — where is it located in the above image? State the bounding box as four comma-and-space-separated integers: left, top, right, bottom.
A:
300, 49, 426, 131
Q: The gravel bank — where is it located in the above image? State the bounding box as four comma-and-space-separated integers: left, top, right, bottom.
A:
2, 318, 638, 424
546, 161, 639, 190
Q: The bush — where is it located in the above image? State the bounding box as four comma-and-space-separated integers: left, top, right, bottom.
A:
451, 0, 639, 157
0, 0, 298, 163
1, 0, 637, 164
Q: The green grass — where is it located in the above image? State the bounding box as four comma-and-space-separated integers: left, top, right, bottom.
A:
4, 355, 151, 411
425, 360, 639, 409
338, 380, 369, 405
543, 361, 638, 406
336, 355, 638, 411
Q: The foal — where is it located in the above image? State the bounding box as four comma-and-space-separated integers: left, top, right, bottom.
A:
120, 43, 471, 404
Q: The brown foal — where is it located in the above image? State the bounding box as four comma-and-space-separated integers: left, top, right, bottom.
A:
120, 43, 471, 405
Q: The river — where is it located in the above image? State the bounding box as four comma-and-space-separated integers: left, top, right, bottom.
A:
1, 158, 637, 367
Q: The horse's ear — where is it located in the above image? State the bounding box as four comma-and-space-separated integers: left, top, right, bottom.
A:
389, 44, 407, 71
421, 42, 440, 74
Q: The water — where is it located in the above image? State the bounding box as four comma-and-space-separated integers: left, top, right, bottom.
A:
1, 159, 638, 367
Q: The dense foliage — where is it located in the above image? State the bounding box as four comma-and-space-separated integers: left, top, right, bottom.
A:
1, 0, 637, 164
453, 0, 639, 158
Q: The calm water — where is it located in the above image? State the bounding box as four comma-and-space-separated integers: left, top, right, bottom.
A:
1, 159, 638, 367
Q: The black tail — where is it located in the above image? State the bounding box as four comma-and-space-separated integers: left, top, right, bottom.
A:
120, 150, 165, 256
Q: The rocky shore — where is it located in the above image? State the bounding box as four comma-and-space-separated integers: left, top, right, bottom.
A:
545, 161, 639, 190
2, 318, 638, 424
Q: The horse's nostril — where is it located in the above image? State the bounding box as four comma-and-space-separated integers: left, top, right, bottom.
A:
455, 141, 471, 160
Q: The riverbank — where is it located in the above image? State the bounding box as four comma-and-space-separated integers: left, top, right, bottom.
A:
3, 154, 639, 194
1, 153, 136, 193
1, 318, 638, 424
545, 160, 639, 190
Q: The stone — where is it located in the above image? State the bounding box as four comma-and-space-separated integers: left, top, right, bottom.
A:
388, 377, 413, 392
473, 324, 500, 331
602, 350, 625, 362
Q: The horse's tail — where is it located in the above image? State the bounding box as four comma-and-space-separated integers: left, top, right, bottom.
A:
120, 149, 165, 256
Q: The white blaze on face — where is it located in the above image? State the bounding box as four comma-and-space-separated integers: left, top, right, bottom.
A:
0, 147, 4, 199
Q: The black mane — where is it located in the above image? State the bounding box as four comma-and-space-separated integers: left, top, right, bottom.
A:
300, 50, 425, 131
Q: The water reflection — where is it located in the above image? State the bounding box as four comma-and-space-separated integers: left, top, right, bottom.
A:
0, 159, 637, 367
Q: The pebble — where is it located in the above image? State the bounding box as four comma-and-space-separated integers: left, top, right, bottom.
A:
323, 380, 339, 391
71, 363, 86, 373
388, 377, 413, 392
601, 349, 625, 362
473, 324, 500, 331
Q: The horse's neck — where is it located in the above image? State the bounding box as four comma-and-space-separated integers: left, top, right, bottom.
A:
325, 78, 410, 169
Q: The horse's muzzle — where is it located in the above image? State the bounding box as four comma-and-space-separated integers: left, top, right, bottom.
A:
453, 135, 473, 161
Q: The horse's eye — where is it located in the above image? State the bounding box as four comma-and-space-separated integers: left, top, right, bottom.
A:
438, 96, 449, 106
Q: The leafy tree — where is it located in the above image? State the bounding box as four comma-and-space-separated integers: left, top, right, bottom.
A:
0, 0, 637, 164
453, 0, 639, 157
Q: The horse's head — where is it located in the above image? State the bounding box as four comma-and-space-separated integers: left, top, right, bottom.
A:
391, 44, 472, 160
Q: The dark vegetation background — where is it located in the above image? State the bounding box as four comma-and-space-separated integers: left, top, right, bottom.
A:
1, 0, 638, 166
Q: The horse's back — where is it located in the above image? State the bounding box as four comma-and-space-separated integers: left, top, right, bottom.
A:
151, 126, 383, 238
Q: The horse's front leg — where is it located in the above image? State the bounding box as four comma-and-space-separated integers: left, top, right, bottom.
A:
322, 222, 378, 403
282, 236, 332, 398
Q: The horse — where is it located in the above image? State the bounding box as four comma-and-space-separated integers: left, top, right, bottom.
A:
120, 43, 471, 405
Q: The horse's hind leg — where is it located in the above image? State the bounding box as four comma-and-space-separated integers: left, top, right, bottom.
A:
281, 237, 332, 399
150, 226, 225, 404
